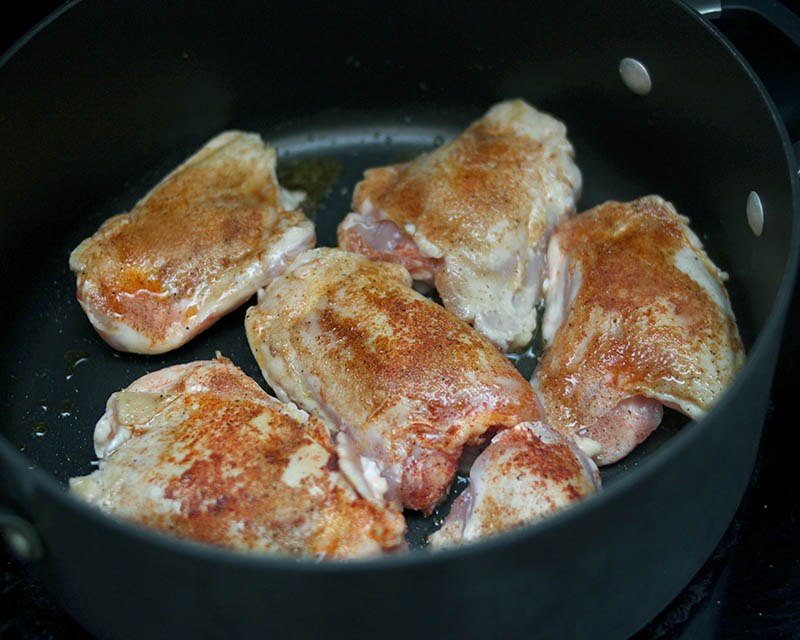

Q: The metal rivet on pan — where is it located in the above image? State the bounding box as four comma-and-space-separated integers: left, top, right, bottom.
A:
0, 513, 43, 562
747, 191, 765, 236
619, 58, 652, 95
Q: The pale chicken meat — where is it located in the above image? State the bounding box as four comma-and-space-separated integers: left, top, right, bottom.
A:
430, 421, 600, 548
70, 131, 315, 354
337, 99, 581, 351
533, 196, 746, 465
69, 356, 406, 559
244, 248, 540, 514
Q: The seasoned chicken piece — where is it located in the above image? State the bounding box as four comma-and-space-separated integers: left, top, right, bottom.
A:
69, 357, 406, 559
337, 99, 581, 351
430, 422, 600, 548
245, 248, 540, 514
70, 131, 314, 354
533, 196, 746, 465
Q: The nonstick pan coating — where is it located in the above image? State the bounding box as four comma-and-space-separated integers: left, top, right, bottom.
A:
0, 1, 797, 638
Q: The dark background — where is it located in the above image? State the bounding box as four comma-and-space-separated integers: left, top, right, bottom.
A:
1, 2, 799, 639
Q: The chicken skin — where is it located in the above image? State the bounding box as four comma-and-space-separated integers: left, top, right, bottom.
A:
70, 131, 314, 354
337, 99, 581, 352
430, 421, 600, 548
69, 357, 406, 559
533, 196, 746, 465
244, 248, 540, 514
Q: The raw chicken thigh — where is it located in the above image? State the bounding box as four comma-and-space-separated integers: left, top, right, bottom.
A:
338, 99, 581, 351
70, 131, 314, 354
245, 248, 540, 514
69, 357, 406, 559
430, 421, 600, 548
533, 196, 746, 465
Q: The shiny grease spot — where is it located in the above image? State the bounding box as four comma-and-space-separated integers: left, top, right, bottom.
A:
65, 350, 90, 380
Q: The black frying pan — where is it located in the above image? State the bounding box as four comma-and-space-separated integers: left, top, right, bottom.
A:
1, 1, 798, 638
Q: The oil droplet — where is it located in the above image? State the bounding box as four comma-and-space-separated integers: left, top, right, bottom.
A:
65, 350, 90, 380
32, 422, 48, 437
59, 401, 73, 418
276, 157, 342, 218
505, 301, 544, 379
39, 399, 49, 412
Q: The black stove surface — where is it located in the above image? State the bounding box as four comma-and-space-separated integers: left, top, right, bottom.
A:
2, 3, 799, 639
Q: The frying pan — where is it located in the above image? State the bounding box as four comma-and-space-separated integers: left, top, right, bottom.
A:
1, 1, 798, 638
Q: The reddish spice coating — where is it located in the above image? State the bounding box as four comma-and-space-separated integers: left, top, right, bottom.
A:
69, 357, 406, 558
430, 422, 600, 547
70, 132, 313, 354
82, 178, 282, 335
351, 119, 551, 249
535, 196, 745, 462
246, 248, 540, 514
473, 431, 588, 530
313, 283, 531, 427
337, 99, 581, 352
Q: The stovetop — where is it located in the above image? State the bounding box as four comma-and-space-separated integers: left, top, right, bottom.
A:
2, 3, 799, 639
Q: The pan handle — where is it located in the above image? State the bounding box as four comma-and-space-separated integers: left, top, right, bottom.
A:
687, 0, 800, 171
687, 0, 800, 49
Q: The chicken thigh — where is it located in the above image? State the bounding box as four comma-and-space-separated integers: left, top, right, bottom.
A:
430, 421, 600, 548
244, 248, 540, 514
70, 131, 314, 354
337, 99, 581, 351
533, 196, 745, 465
69, 356, 406, 559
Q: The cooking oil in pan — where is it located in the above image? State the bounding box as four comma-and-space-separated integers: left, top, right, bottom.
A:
276, 157, 342, 218
59, 401, 73, 418
505, 301, 545, 379
64, 350, 89, 380
31, 422, 49, 437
